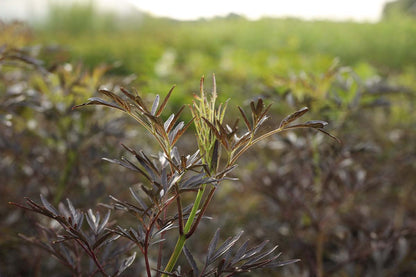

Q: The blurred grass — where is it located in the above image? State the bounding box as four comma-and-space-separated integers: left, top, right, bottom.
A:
31, 3, 416, 101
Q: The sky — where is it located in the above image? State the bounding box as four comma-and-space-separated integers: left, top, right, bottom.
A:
127, 0, 391, 22
0, 0, 391, 22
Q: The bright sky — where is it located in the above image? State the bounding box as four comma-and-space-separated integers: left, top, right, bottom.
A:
127, 0, 390, 22
0, 0, 391, 22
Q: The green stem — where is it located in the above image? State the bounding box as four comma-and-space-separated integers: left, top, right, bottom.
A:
162, 185, 207, 275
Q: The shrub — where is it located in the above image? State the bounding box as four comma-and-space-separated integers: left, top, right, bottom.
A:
10, 73, 338, 276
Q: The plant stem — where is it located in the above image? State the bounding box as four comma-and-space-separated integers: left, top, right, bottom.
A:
316, 229, 325, 277
162, 184, 207, 275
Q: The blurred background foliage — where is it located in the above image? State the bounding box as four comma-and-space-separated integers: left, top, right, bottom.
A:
1, 0, 416, 276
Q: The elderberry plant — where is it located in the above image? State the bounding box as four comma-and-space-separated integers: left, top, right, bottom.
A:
11, 75, 337, 276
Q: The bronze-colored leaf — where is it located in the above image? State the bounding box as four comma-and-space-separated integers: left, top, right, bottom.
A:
238, 106, 252, 131
99, 89, 129, 111
317, 128, 342, 144
279, 107, 309, 128
303, 120, 328, 129
258, 103, 272, 123
119, 87, 136, 101
210, 140, 220, 172
255, 98, 264, 115
171, 118, 194, 146
167, 106, 185, 133
202, 117, 221, 141
156, 85, 175, 117
72, 97, 124, 111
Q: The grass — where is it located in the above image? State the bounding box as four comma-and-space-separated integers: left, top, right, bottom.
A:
32, 5, 416, 94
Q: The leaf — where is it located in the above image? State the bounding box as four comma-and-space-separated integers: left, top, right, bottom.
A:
86, 209, 97, 233
238, 106, 252, 131
216, 165, 238, 179
166, 106, 185, 133
202, 117, 221, 141
168, 121, 184, 144
102, 157, 151, 182
97, 210, 111, 233
206, 228, 220, 265
231, 240, 249, 266
183, 246, 199, 276
153, 223, 176, 237
241, 240, 269, 260
303, 120, 328, 129
60, 244, 75, 267
245, 245, 279, 266
99, 89, 129, 111
92, 231, 116, 250
284, 120, 328, 130
72, 97, 124, 111
151, 94, 160, 116
255, 98, 264, 115
66, 198, 77, 221
279, 107, 309, 128
156, 85, 175, 116
129, 187, 148, 210
210, 140, 219, 172
258, 103, 272, 123
210, 231, 243, 264
116, 252, 136, 276
317, 128, 342, 144
40, 194, 58, 215
171, 118, 194, 146
164, 114, 175, 131
263, 258, 301, 268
